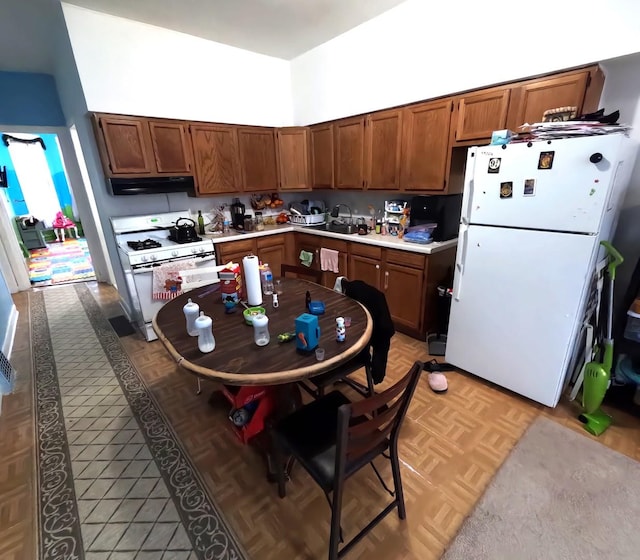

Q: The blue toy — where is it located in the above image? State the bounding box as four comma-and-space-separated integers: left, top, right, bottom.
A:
295, 313, 321, 353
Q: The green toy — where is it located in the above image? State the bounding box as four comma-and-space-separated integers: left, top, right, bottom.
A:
579, 241, 623, 436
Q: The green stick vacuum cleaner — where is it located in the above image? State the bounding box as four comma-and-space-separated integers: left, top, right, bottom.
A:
579, 241, 623, 436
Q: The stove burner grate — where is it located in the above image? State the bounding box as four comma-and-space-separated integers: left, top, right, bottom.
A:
127, 239, 162, 250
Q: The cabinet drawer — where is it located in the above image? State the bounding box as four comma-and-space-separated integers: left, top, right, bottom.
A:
386, 248, 425, 269
217, 239, 254, 255
349, 243, 382, 260
257, 234, 285, 249
319, 238, 348, 253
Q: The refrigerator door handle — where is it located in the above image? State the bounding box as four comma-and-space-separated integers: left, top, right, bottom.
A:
453, 224, 469, 301
461, 178, 474, 225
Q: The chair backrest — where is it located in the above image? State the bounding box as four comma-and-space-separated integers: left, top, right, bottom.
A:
280, 264, 323, 284
342, 279, 395, 384
336, 361, 423, 465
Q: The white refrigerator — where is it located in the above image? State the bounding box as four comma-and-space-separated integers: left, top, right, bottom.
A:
445, 133, 637, 407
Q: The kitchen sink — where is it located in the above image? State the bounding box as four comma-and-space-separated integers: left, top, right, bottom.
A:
304, 222, 358, 234
327, 222, 357, 234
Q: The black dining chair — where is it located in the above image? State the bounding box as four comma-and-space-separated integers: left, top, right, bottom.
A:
281, 263, 323, 284
271, 361, 423, 560
299, 279, 395, 399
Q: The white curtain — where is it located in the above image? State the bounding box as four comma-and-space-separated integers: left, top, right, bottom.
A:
7, 135, 61, 228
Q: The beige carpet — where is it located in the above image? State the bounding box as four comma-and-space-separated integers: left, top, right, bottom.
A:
443, 417, 640, 560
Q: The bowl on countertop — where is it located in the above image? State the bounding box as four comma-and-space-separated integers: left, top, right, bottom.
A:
243, 306, 266, 325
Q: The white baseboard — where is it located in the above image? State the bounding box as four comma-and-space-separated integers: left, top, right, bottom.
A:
2, 304, 18, 358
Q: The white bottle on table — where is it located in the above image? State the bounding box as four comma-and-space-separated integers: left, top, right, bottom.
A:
183, 298, 200, 337
195, 311, 215, 353
252, 313, 270, 346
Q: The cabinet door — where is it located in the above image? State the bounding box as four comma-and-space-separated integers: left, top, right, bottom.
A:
98, 116, 153, 174
510, 72, 589, 129
365, 109, 402, 190
148, 120, 192, 174
191, 124, 241, 195
401, 99, 453, 191
317, 238, 348, 289
384, 262, 424, 331
237, 127, 278, 192
349, 254, 381, 290
310, 124, 334, 189
295, 235, 321, 272
276, 127, 310, 191
257, 236, 286, 278
455, 88, 510, 142
334, 117, 365, 189
216, 239, 256, 266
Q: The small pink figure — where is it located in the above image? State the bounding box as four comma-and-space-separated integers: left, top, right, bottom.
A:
52, 211, 78, 242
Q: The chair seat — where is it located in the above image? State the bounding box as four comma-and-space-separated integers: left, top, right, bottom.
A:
274, 390, 387, 491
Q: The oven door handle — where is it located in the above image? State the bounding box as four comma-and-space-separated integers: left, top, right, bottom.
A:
131, 254, 216, 274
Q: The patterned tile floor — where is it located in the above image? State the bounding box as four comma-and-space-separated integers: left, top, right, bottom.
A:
45, 286, 197, 560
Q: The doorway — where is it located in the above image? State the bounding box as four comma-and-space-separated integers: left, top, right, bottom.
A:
0, 131, 95, 287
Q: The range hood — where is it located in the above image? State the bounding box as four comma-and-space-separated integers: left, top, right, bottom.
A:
109, 176, 195, 196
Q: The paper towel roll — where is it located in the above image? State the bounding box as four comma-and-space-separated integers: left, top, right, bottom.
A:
243, 255, 263, 306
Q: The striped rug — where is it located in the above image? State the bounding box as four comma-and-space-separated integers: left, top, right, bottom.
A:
28, 238, 95, 285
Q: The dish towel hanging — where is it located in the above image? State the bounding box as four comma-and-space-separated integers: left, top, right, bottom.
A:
334, 275, 348, 293
299, 250, 314, 268
152, 260, 197, 300
320, 248, 339, 273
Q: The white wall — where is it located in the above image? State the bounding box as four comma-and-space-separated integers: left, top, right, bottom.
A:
61, 4, 293, 126
291, 0, 640, 124
600, 53, 640, 321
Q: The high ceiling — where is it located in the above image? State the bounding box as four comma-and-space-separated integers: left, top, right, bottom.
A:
1, 0, 407, 74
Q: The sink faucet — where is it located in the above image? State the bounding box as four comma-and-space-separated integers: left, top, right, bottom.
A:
330, 204, 352, 222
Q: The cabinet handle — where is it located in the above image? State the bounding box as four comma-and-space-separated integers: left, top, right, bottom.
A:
384, 270, 389, 290
375, 264, 380, 269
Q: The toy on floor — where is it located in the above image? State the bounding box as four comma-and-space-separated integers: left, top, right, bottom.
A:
52, 211, 78, 242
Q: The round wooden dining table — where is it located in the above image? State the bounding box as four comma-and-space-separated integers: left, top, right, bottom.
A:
152, 277, 373, 386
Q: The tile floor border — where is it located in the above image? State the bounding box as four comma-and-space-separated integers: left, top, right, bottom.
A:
74, 283, 247, 560
31, 289, 85, 560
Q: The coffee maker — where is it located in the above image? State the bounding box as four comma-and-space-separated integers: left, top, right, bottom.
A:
230, 198, 246, 230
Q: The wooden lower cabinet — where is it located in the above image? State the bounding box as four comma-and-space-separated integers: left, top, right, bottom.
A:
292, 234, 349, 289
293, 234, 321, 273
349, 243, 455, 338
383, 251, 425, 332
349, 244, 382, 290
317, 238, 349, 289
257, 236, 286, 278
215, 233, 290, 271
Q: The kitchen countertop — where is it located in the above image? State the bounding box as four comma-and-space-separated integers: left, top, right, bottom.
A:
203, 224, 457, 255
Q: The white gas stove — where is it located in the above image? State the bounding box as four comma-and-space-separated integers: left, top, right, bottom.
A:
112, 212, 215, 269
110, 211, 219, 341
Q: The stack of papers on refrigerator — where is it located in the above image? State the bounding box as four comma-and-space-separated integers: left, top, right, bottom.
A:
512, 121, 631, 141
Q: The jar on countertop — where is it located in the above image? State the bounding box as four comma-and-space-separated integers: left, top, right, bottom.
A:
255, 212, 264, 231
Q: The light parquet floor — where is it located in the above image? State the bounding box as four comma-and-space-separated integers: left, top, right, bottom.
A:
2, 282, 640, 560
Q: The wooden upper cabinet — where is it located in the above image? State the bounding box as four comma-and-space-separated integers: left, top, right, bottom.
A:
310, 123, 334, 189
454, 88, 511, 142
334, 117, 365, 189
509, 72, 590, 129
237, 126, 278, 192
190, 124, 241, 195
276, 127, 310, 191
401, 99, 453, 191
148, 120, 192, 174
96, 115, 154, 174
365, 109, 402, 190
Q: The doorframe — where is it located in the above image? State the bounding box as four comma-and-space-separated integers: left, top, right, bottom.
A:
0, 124, 114, 292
